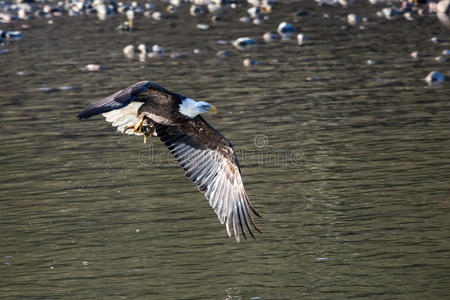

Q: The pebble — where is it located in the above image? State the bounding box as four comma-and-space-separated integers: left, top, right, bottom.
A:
152, 45, 166, 54
197, 24, 210, 30
193, 48, 205, 55
296, 10, 310, 16
410, 51, 422, 59
39, 87, 53, 92
211, 15, 222, 22
252, 18, 263, 25
152, 11, 164, 21
190, 5, 204, 17
347, 13, 361, 26
207, 3, 223, 15
166, 4, 177, 14
430, 36, 443, 44
145, 3, 155, 9
86, 64, 104, 71
123, 45, 138, 59
277, 21, 296, 39
170, 52, 182, 58
232, 37, 257, 51
247, 6, 260, 19
116, 22, 131, 32
5, 31, 23, 39
381, 8, 399, 20
404, 12, 414, 21
239, 16, 252, 23
138, 44, 149, 54
243, 58, 259, 67
297, 33, 307, 45
263, 32, 279, 43
315, 257, 329, 261
216, 50, 231, 58
148, 52, 164, 59
425, 71, 444, 85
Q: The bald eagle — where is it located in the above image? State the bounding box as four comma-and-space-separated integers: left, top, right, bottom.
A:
78, 81, 261, 242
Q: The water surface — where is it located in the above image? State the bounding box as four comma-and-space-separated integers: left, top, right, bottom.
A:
1, 1, 449, 299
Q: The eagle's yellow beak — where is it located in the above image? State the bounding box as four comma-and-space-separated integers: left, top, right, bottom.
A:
209, 105, 217, 114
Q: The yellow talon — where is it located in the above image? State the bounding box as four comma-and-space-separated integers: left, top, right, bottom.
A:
143, 126, 155, 144
125, 118, 145, 133
126, 118, 155, 144
134, 119, 144, 133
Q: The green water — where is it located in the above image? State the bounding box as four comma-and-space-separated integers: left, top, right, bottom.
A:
1, 1, 449, 299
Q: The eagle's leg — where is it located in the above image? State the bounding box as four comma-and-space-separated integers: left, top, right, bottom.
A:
143, 126, 155, 144
124, 117, 145, 133
124, 117, 155, 143
133, 118, 144, 133
140, 118, 155, 144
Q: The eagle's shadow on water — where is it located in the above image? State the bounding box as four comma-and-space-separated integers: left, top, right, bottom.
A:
138, 134, 303, 167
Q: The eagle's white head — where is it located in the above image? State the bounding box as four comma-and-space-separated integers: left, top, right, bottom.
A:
179, 98, 217, 119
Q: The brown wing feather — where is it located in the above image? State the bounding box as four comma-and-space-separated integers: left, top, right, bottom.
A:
77, 81, 183, 120
155, 116, 261, 242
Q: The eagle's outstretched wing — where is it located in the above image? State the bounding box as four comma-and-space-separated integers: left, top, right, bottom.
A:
77, 81, 181, 135
155, 117, 261, 242
77, 81, 154, 119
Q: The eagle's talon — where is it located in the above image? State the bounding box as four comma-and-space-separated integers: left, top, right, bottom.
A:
123, 118, 145, 134
143, 126, 155, 144
134, 120, 143, 133
125, 118, 154, 143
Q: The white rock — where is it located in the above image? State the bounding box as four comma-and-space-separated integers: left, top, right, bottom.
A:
425, 71, 444, 85
277, 22, 296, 39
243, 58, 259, 67
232, 37, 257, 51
